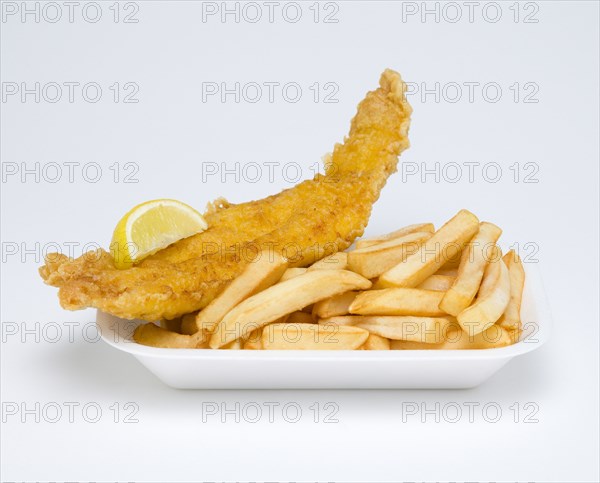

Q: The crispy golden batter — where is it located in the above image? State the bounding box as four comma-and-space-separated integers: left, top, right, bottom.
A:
40, 69, 412, 321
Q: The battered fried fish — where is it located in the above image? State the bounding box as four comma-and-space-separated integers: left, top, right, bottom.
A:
40, 69, 412, 321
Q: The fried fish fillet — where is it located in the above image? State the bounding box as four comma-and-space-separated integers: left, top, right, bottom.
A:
40, 69, 412, 321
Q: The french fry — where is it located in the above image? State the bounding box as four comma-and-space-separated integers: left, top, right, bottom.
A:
279, 267, 307, 282
243, 328, 264, 350
507, 327, 522, 345
390, 323, 513, 350
262, 323, 369, 350
180, 313, 199, 334
360, 334, 391, 350
435, 267, 458, 277
417, 274, 455, 291
322, 315, 454, 343
193, 251, 288, 339
439, 248, 463, 270
442, 324, 513, 349
377, 209, 480, 288
456, 256, 510, 335
366, 316, 452, 343
498, 251, 525, 331
465, 325, 512, 349
210, 270, 371, 348
347, 232, 431, 279
160, 317, 183, 333
242, 314, 289, 349
286, 311, 316, 324
312, 291, 358, 318
308, 252, 348, 270
354, 315, 454, 343
349, 288, 446, 317
390, 322, 463, 349
355, 223, 435, 249
133, 323, 198, 349
439, 222, 503, 316
390, 339, 446, 350
318, 315, 362, 326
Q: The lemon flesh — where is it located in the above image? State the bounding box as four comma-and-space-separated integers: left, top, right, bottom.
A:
110, 199, 208, 269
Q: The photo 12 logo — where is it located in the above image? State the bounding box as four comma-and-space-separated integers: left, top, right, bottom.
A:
200, 1, 340, 24
400, 161, 540, 184
201, 401, 340, 423
400, 1, 540, 24
1, 318, 139, 345
2, 81, 140, 104
2, 401, 140, 423
201, 81, 339, 104
2, 321, 102, 345
200, 160, 331, 184
404, 81, 540, 104
2, 161, 140, 184
401, 401, 540, 423
1, 1, 140, 23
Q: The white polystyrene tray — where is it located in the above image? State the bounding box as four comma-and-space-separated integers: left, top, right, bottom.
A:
97, 264, 550, 389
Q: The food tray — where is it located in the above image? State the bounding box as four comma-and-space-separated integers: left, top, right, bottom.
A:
97, 264, 550, 389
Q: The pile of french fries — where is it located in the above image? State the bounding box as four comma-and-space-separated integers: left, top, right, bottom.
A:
133, 209, 525, 350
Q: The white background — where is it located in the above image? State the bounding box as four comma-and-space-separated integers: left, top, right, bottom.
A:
1, 1, 598, 481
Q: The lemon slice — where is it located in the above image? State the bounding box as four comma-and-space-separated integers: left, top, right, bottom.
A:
110, 199, 208, 269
